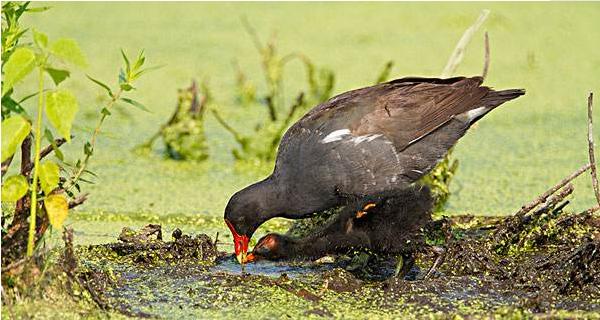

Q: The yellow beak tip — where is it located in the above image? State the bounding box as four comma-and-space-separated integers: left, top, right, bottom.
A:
236, 253, 247, 264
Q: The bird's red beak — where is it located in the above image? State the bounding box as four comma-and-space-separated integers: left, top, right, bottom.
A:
225, 219, 250, 264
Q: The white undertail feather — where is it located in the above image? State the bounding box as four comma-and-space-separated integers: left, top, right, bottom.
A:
466, 106, 488, 122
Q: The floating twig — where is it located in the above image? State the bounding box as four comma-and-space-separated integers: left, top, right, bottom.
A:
587, 93, 600, 207
514, 163, 591, 218
441, 9, 490, 77
482, 32, 490, 80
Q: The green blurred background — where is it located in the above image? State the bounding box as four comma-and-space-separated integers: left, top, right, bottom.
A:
18, 2, 600, 243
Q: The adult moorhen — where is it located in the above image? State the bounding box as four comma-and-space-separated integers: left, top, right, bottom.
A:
225, 76, 524, 263
248, 185, 433, 261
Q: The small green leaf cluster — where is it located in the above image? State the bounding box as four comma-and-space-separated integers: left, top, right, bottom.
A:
161, 82, 210, 161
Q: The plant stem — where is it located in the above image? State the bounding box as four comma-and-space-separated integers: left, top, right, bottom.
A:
26, 66, 45, 256
64, 88, 123, 192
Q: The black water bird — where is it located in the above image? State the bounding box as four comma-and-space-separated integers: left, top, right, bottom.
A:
225, 76, 524, 263
249, 185, 433, 262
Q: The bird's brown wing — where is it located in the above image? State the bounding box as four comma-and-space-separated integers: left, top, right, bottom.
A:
298, 76, 488, 151
275, 76, 521, 197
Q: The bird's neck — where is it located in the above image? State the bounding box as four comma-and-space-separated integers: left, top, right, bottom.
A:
248, 176, 290, 222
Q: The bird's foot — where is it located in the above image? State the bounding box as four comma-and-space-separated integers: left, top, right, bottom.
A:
356, 203, 376, 219
424, 246, 446, 279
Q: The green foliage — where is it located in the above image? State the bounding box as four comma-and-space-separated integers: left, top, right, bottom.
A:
374, 61, 394, 84
45, 67, 70, 86
1, 175, 29, 202
45, 90, 78, 142
38, 161, 59, 194
0, 3, 154, 260
50, 38, 87, 67
137, 81, 210, 161
2, 47, 36, 96
214, 21, 334, 162
1, 114, 31, 161
420, 151, 459, 213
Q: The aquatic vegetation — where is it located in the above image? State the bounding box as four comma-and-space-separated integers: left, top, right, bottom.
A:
136, 80, 210, 161
212, 20, 335, 162
16, 211, 595, 319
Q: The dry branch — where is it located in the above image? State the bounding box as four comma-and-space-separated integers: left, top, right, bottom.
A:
482, 32, 490, 80
532, 183, 574, 216
441, 9, 490, 78
1, 155, 14, 178
514, 163, 591, 218
581, 205, 600, 215
587, 92, 600, 207
68, 193, 89, 209
22, 137, 67, 175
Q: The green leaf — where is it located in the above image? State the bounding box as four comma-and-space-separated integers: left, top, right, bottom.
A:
118, 68, 127, 84
1, 174, 29, 202
120, 83, 134, 91
133, 49, 145, 71
32, 29, 48, 48
26, 6, 52, 13
1, 115, 31, 162
86, 74, 113, 97
120, 97, 149, 112
84, 141, 93, 156
45, 90, 78, 142
45, 68, 70, 86
39, 161, 60, 194
1, 95, 26, 116
45, 194, 69, 230
2, 47, 36, 96
120, 48, 130, 73
100, 107, 111, 116
50, 38, 87, 68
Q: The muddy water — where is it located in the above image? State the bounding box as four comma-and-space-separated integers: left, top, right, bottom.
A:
73, 212, 600, 319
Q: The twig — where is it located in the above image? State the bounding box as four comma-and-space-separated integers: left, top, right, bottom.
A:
1, 154, 14, 178
514, 163, 591, 218
587, 92, 600, 206
482, 32, 490, 80
15, 135, 32, 219
64, 87, 124, 192
22, 137, 67, 175
281, 92, 305, 129
581, 205, 600, 215
527, 183, 574, 220
211, 109, 247, 147
241, 16, 264, 53
68, 193, 89, 209
19, 134, 32, 175
441, 9, 490, 77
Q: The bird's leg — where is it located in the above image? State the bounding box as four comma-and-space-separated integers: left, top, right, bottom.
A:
394, 253, 415, 278
424, 246, 446, 279
356, 203, 377, 219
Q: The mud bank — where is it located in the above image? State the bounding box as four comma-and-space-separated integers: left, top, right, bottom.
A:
64, 209, 600, 319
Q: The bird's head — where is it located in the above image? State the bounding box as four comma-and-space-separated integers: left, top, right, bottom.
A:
224, 188, 269, 264
250, 233, 295, 261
